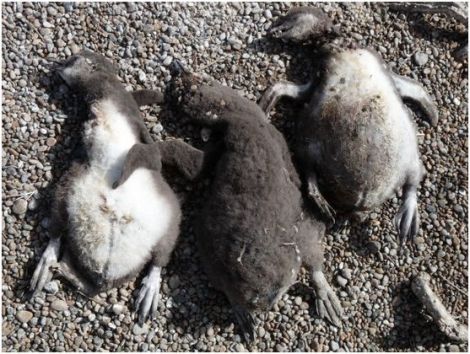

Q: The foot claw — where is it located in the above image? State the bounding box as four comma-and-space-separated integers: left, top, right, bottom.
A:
312, 271, 343, 327
315, 289, 342, 326
259, 80, 312, 115
331, 216, 349, 233
30, 239, 60, 296
270, 22, 296, 40
259, 86, 278, 114
315, 297, 327, 319
315, 198, 336, 225
233, 306, 256, 343
150, 290, 159, 319
394, 197, 420, 246
135, 266, 161, 324
308, 182, 336, 225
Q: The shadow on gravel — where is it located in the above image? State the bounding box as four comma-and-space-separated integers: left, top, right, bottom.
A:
249, 36, 317, 91
155, 184, 250, 348
379, 280, 450, 351
138, 103, 246, 344
393, 11, 467, 45
18, 67, 88, 301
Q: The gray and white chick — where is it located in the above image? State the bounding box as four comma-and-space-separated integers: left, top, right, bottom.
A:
260, 7, 438, 245
30, 51, 181, 324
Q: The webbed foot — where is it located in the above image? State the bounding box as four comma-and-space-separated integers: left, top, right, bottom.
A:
53, 250, 96, 295
331, 216, 349, 234
135, 266, 162, 324
30, 238, 61, 296
394, 195, 420, 245
233, 305, 256, 343
311, 271, 343, 326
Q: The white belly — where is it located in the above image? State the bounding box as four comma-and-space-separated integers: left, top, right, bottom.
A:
321, 49, 404, 118
66, 99, 174, 280
325, 50, 419, 161
308, 49, 420, 207
67, 168, 173, 280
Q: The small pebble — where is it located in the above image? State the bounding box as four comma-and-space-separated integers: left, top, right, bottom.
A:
206, 327, 214, 337
413, 52, 429, 66
51, 300, 68, 311
152, 123, 164, 134
163, 56, 173, 66
132, 323, 149, 336
112, 304, 124, 315
276, 343, 287, 352
235, 343, 245, 352
16, 311, 33, 323
44, 281, 59, 295
341, 268, 352, 280
367, 241, 381, 254
12, 199, 28, 215
168, 275, 180, 289
46, 138, 56, 147
330, 341, 340, 351
337, 275, 348, 287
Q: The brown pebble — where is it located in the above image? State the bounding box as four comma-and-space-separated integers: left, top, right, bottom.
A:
51, 299, 68, 311
16, 310, 33, 323
46, 138, 56, 147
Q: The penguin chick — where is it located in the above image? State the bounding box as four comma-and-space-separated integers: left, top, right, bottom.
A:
157, 70, 343, 342
30, 50, 181, 324
260, 7, 438, 246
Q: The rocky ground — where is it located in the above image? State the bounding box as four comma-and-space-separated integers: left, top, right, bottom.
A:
2, 2, 468, 352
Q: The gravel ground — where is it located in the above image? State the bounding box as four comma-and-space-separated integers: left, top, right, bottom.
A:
2, 2, 468, 352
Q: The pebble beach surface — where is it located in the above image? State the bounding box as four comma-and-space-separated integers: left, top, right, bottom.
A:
2, 2, 468, 352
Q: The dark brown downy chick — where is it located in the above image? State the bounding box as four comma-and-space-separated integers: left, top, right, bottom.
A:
165, 68, 343, 342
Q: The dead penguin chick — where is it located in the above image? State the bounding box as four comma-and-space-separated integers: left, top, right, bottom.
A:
30, 50, 181, 323
165, 70, 343, 342
259, 7, 438, 246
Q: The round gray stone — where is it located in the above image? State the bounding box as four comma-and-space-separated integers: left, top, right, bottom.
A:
44, 281, 59, 295
112, 304, 125, 315
330, 340, 340, 351
337, 275, 348, 287
413, 52, 429, 66
132, 323, 149, 336
168, 275, 180, 289
12, 199, 28, 215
